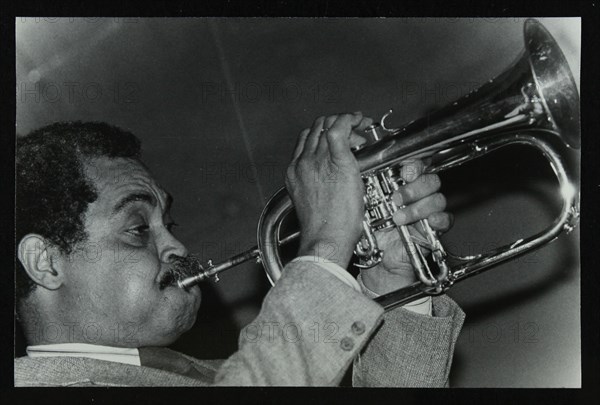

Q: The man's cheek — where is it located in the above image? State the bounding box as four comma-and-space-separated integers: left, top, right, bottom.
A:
108, 261, 164, 319
111, 242, 150, 268
120, 267, 160, 304
109, 240, 160, 279
111, 284, 160, 327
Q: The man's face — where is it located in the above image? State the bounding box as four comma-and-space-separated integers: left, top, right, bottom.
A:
55, 157, 201, 347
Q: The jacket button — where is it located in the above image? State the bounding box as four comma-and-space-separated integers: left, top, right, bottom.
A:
351, 321, 366, 335
340, 337, 354, 351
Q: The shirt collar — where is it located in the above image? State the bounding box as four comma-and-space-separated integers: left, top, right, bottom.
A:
27, 343, 141, 366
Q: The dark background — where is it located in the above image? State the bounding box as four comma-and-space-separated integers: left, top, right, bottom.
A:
15, 17, 580, 387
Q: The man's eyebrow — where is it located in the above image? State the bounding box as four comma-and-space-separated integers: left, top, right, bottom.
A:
112, 192, 156, 215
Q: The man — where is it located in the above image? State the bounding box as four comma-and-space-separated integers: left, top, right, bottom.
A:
14, 112, 464, 386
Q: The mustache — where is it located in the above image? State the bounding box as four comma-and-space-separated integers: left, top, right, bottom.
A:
159, 254, 202, 289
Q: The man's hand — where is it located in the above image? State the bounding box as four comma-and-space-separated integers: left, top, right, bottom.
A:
285, 112, 371, 270
360, 159, 453, 295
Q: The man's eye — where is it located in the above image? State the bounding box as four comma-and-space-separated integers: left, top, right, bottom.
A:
128, 225, 149, 236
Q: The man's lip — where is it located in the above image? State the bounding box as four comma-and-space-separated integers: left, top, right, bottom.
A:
157, 267, 170, 282
157, 266, 181, 282
158, 273, 201, 291
167, 283, 202, 300
169, 282, 200, 291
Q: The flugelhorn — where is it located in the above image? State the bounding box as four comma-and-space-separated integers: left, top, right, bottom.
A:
179, 19, 580, 311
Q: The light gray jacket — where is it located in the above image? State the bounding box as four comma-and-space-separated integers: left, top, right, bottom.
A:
14, 261, 464, 386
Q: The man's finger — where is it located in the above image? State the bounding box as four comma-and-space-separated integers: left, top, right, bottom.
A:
400, 159, 425, 183
292, 128, 310, 161
326, 113, 363, 160
349, 132, 367, 150
392, 174, 441, 206
324, 115, 339, 131
392, 192, 447, 226
319, 114, 370, 154
426, 212, 454, 233
354, 115, 373, 132
347, 116, 372, 150
301, 116, 326, 157
316, 115, 343, 155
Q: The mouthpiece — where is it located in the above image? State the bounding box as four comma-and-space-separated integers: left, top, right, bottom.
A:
177, 271, 209, 289
176, 247, 262, 290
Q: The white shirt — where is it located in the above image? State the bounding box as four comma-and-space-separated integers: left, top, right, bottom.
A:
27, 343, 141, 366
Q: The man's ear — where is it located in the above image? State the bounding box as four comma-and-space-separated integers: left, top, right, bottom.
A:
17, 234, 64, 290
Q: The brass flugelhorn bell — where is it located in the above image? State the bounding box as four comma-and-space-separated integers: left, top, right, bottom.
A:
179, 19, 580, 311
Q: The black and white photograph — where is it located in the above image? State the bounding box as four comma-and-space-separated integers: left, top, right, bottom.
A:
13, 16, 582, 388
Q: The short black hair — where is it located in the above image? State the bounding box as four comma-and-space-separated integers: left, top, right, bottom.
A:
16, 121, 142, 301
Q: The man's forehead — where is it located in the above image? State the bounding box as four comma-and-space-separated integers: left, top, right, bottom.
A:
83, 157, 170, 203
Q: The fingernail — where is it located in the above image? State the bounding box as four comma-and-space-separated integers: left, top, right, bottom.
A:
392, 192, 403, 206
428, 214, 438, 225
393, 209, 406, 225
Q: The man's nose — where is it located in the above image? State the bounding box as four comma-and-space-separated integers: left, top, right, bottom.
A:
159, 231, 189, 263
